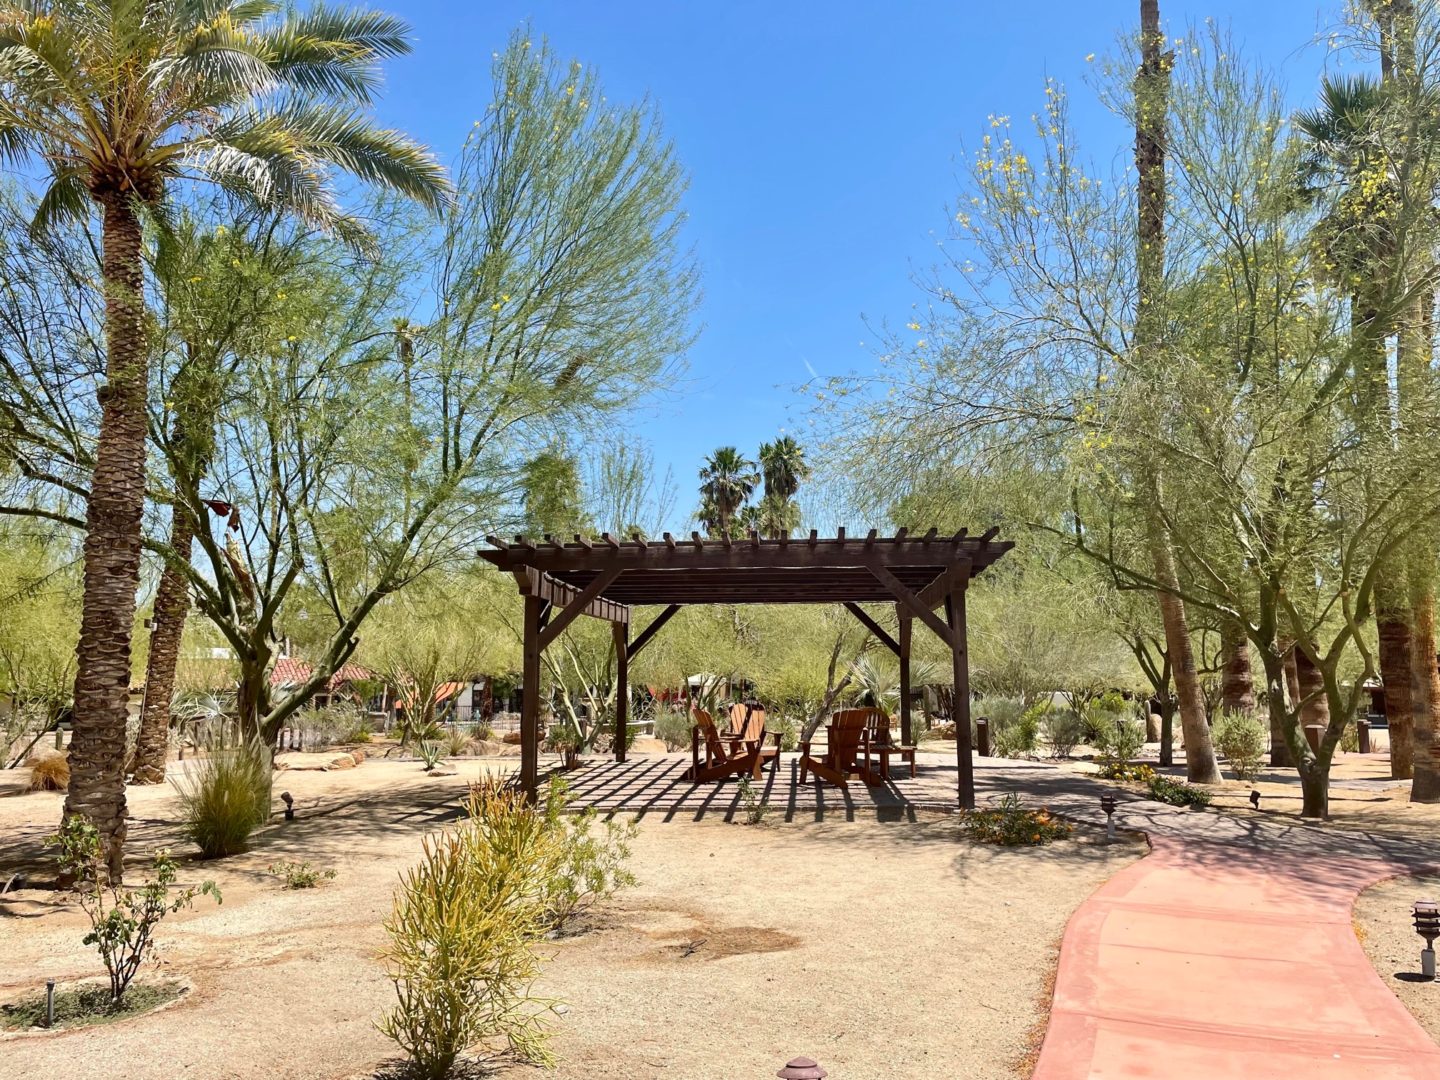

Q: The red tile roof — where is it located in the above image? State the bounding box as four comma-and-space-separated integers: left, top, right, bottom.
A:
269, 657, 373, 691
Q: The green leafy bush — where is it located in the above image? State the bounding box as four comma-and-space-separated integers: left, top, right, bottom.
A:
1043, 712, 1084, 759
1094, 719, 1146, 774
993, 702, 1045, 758
267, 860, 336, 889
961, 793, 1072, 846
171, 736, 272, 857
48, 818, 220, 1005
539, 778, 638, 929
1146, 774, 1212, 808
1212, 712, 1266, 781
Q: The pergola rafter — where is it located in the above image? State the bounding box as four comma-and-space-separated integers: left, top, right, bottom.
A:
479, 528, 1013, 807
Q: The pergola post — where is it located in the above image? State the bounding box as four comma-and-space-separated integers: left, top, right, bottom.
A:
613, 621, 629, 764
898, 610, 913, 745
945, 588, 975, 810
521, 593, 543, 801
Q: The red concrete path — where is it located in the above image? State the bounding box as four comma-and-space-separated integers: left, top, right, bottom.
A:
1032, 835, 1440, 1079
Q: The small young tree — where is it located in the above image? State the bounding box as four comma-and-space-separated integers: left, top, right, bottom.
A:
48, 817, 220, 1005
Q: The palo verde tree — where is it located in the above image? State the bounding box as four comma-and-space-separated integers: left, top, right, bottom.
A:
0, 0, 447, 877
161, 29, 698, 743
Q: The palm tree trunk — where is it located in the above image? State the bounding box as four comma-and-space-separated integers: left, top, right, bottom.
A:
64, 191, 149, 882
132, 507, 195, 783
1220, 622, 1255, 714
1133, 0, 1218, 784
1409, 574, 1440, 801
1376, 590, 1415, 778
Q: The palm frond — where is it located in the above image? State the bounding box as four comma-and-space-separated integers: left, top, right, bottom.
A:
218, 103, 449, 210
29, 170, 91, 237
258, 5, 414, 104
0, 119, 37, 167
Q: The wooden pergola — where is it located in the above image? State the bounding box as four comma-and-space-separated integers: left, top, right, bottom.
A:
478, 527, 1013, 808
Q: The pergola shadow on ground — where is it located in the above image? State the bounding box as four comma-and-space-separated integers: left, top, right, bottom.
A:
480, 528, 1013, 808
552, 751, 1075, 825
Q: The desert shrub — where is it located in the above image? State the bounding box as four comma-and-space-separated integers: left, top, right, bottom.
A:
27, 752, 69, 791
48, 818, 220, 1005
1146, 774, 1212, 808
443, 727, 474, 756
171, 736, 273, 857
521, 778, 638, 929
1340, 720, 1361, 753
473, 723, 495, 742
1043, 712, 1084, 759
1212, 712, 1266, 781
993, 703, 1044, 759
378, 789, 556, 1078
267, 860, 335, 889
417, 740, 445, 771
961, 793, 1072, 846
737, 775, 769, 825
767, 713, 799, 752
656, 711, 694, 754
978, 696, 1026, 728
544, 718, 592, 768
1094, 719, 1146, 774
380, 776, 635, 1076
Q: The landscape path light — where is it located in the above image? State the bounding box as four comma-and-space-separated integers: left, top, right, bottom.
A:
1100, 793, 1117, 841
777, 1057, 828, 1079
1414, 899, 1440, 980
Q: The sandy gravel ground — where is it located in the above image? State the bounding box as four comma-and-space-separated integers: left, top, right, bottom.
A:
0, 759, 1138, 1080
1355, 871, 1440, 1047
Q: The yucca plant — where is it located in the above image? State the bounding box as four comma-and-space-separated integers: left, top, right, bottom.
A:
170, 735, 273, 857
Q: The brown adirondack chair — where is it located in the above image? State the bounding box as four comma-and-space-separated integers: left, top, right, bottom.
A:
855, 707, 917, 779
798, 708, 879, 787
683, 707, 780, 783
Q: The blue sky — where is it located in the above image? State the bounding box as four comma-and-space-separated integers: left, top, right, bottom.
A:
371, 1, 1345, 518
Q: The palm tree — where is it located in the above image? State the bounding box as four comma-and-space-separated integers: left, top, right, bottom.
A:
755, 492, 800, 540
757, 436, 809, 539
758, 436, 810, 502
698, 447, 758, 536
0, 0, 449, 878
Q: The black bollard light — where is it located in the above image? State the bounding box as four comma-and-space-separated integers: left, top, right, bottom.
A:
1100, 793, 1117, 841
281, 790, 295, 821
1249, 790, 1261, 810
